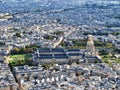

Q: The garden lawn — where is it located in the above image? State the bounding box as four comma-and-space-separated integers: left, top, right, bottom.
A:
9, 54, 32, 67
9, 54, 32, 61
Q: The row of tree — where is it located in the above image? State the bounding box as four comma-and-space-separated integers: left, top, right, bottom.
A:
11, 47, 33, 54
11, 44, 40, 55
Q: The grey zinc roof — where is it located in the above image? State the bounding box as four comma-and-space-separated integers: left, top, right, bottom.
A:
39, 48, 64, 53
68, 53, 83, 56
67, 49, 80, 52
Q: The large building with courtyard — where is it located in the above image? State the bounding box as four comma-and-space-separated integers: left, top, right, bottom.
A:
33, 35, 102, 64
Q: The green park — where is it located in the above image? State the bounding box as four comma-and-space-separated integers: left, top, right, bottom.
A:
9, 54, 32, 68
